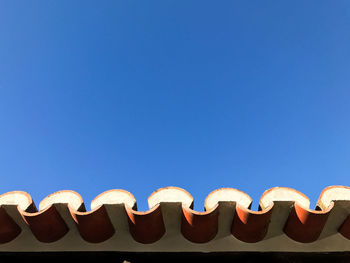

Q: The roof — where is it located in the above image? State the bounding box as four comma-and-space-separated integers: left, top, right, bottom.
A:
0, 186, 350, 252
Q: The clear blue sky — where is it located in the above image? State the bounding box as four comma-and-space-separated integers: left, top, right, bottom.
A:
0, 1, 349, 211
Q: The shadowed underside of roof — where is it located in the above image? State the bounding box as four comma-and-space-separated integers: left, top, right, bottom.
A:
1, 186, 350, 252
1, 252, 350, 263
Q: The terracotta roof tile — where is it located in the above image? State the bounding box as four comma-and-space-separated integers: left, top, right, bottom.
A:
1, 186, 350, 252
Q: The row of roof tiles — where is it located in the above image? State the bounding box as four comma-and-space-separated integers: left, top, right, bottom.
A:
0, 186, 350, 245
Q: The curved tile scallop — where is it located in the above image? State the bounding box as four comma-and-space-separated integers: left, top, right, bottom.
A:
318, 186, 350, 240
148, 186, 194, 209
22, 205, 69, 243
0, 191, 34, 243
91, 189, 137, 210
126, 204, 165, 244
69, 189, 137, 243
181, 205, 219, 243
204, 188, 273, 243
262, 187, 330, 243
284, 202, 332, 243
1, 186, 350, 248
232, 204, 274, 243
149, 187, 219, 243
69, 205, 115, 243
0, 207, 21, 244
205, 188, 252, 211
39, 190, 85, 212
21, 190, 85, 243
317, 185, 350, 210
0, 191, 36, 212
259, 187, 310, 210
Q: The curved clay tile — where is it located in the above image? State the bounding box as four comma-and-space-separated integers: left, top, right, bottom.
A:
317, 186, 350, 239
205, 188, 252, 211
232, 204, 273, 243
262, 187, 331, 243
22, 190, 86, 243
204, 188, 272, 243
0, 207, 21, 244
148, 187, 217, 243
0, 191, 36, 212
284, 202, 332, 243
181, 205, 219, 243
126, 204, 165, 244
39, 190, 85, 212
228, 187, 273, 243
148, 186, 194, 209
91, 189, 137, 210
259, 187, 310, 211
21, 205, 69, 243
317, 185, 350, 210
0, 191, 36, 243
69, 205, 115, 243
125, 187, 195, 244
2, 186, 350, 246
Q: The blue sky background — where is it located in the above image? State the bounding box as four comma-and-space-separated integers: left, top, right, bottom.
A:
0, 1, 349, 211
